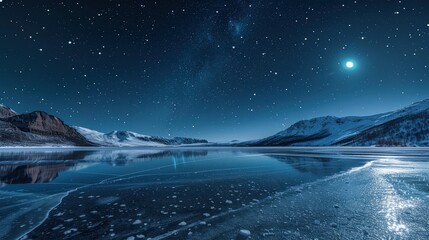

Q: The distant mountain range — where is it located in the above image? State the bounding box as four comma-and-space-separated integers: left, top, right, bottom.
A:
1, 99, 429, 147
244, 99, 429, 147
0, 105, 207, 147
73, 127, 208, 147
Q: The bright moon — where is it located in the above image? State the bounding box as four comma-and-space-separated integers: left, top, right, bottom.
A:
346, 61, 354, 68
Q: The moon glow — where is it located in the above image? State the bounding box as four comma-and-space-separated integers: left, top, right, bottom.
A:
346, 61, 354, 68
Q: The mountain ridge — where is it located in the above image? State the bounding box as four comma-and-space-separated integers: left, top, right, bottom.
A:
73, 126, 208, 147
246, 99, 429, 147
0, 109, 95, 146
0, 104, 17, 118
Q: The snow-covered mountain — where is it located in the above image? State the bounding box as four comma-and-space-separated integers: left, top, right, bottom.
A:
73, 127, 163, 147
247, 99, 429, 147
74, 126, 208, 147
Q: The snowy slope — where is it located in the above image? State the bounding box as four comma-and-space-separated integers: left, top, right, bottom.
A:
337, 109, 429, 146
74, 127, 209, 147
250, 99, 429, 146
73, 127, 166, 147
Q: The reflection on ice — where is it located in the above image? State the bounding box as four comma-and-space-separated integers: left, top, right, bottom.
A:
384, 192, 411, 234
0, 164, 74, 184
0, 150, 209, 184
374, 158, 420, 236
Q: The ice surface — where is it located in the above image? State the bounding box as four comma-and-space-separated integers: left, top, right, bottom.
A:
0, 148, 428, 239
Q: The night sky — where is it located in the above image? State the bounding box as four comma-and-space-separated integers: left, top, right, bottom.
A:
1, 1, 428, 141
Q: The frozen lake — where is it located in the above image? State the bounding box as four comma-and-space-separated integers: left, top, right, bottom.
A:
0, 147, 428, 239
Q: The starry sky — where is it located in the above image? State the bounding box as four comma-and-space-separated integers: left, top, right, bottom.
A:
1, 0, 428, 141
